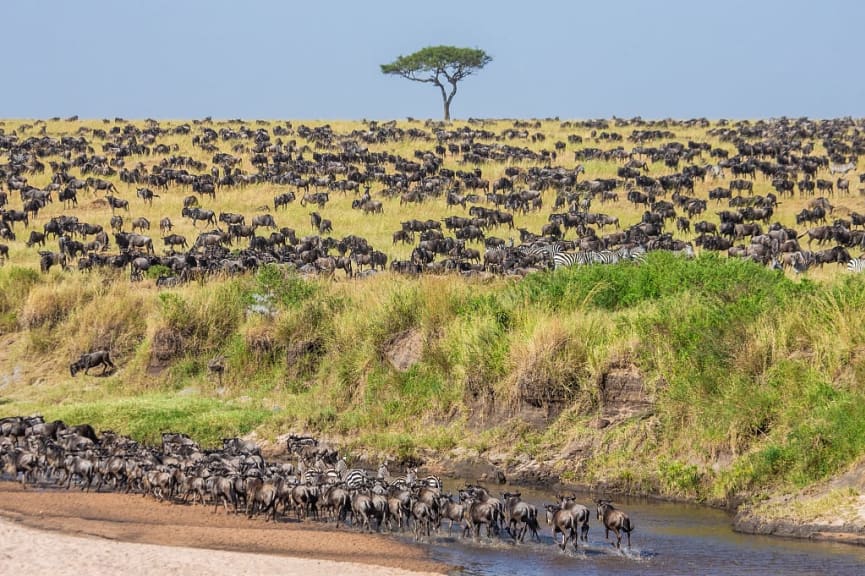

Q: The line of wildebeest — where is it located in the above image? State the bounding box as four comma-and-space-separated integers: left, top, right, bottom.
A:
0, 414, 634, 550
2, 116, 865, 281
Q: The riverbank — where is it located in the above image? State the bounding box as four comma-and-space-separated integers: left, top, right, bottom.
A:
732, 457, 865, 546
5, 254, 865, 551
0, 483, 448, 575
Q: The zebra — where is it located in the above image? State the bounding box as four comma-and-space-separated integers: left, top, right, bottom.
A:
342, 468, 369, 490
303, 469, 321, 486
847, 258, 865, 273
707, 164, 725, 180
669, 244, 695, 259
553, 250, 593, 269
590, 250, 621, 265
517, 242, 557, 268
618, 245, 648, 262
320, 468, 341, 485
830, 162, 856, 175
390, 468, 418, 490
417, 475, 443, 490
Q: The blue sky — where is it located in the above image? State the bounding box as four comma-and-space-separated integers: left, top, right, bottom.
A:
3, 0, 861, 120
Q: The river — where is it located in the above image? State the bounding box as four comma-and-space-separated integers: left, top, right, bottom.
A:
418, 484, 865, 575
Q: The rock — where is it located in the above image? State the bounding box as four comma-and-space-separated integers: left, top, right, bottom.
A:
383, 329, 423, 372
599, 362, 653, 419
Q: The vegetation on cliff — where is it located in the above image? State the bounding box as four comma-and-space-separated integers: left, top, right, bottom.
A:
3, 253, 865, 506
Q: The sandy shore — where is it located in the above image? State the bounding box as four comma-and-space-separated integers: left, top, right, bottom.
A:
0, 483, 449, 575
0, 518, 440, 575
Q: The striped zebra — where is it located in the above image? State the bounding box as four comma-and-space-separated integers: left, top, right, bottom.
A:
553, 250, 592, 269
417, 474, 443, 490
517, 242, 557, 268
830, 162, 856, 175
303, 469, 321, 486
342, 468, 369, 490
553, 245, 648, 269
617, 245, 648, 262
320, 468, 341, 485
389, 468, 418, 490
847, 258, 865, 273
590, 250, 621, 264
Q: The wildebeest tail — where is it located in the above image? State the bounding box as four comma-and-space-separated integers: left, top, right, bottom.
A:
623, 517, 634, 533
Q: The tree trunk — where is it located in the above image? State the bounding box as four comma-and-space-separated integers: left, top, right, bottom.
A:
445, 80, 458, 122
436, 82, 450, 121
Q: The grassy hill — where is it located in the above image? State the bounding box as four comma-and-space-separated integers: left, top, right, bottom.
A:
2, 117, 865, 514
3, 251, 865, 508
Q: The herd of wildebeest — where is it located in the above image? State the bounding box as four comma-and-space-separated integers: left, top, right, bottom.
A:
2, 115, 865, 280
0, 414, 633, 551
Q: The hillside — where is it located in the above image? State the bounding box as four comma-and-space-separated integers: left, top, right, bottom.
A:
2, 117, 865, 535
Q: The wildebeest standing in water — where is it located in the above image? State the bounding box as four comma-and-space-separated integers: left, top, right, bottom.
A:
597, 499, 634, 549
70, 350, 116, 376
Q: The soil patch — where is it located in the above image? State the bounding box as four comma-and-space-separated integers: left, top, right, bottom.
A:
383, 329, 423, 372
598, 362, 652, 420
0, 482, 447, 574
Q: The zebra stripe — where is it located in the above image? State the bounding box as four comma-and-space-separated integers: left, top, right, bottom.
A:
847, 258, 865, 273
321, 468, 341, 485
419, 475, 443, 490
590, 250, 621, 265
303, 469, 320, 486
389, 468, 418, 490
342, 468, 369, 490
553, 251, 591, 269
617, 245, 648, 262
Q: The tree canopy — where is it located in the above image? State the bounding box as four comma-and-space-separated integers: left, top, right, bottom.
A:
381, 46, 492, 121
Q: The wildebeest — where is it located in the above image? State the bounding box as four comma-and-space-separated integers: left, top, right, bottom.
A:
59, 187, 78, 207
274, 192, 295, 209
38, 250, 66, 273
115, 232, 154, 254
252, 214, 276, 229
132, 217, 150, 232
163, 234, 188, 250
1, 209, 29, 228
159, 217, 173, 235
545, 495, 590, 550
105, 195, 129, 212
597, 499, 634, 549
502, 492, 540, 542
70, 350, 116, 377
181, 206, 216, 227
219, 212, 245, 226
26, 230, 46, 247
136, 187, 159, 205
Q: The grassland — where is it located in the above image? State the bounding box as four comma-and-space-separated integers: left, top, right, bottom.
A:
2, 118, 865, 511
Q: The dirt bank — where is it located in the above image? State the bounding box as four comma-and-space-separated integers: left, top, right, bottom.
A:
732, 458, 865, 546
0, 483, 448, 575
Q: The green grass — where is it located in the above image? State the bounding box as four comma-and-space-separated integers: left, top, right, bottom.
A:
32, 394, 269, 448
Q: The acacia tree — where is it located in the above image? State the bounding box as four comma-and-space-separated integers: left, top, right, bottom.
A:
381, 46, 492, 121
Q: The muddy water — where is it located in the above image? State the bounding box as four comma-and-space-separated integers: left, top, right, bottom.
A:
417, 484, 865, 575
